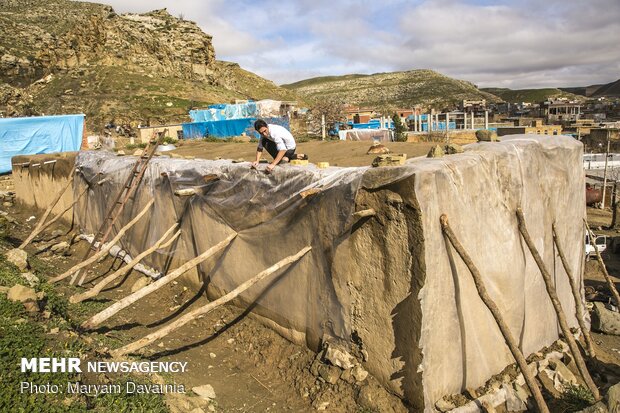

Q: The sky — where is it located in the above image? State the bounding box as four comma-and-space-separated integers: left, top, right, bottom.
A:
100, 0, 620, 89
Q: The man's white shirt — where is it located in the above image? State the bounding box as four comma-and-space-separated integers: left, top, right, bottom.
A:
257, 124, 296, 151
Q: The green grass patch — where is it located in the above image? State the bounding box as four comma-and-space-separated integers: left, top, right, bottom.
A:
560, 384, 596, 412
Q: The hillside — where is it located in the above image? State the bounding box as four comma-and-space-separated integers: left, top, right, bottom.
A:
560, 79, 620, 98
591, 79, 620, 98
0, 0, 297, 130
481, 87, 584, 103
282, 70, 501, 110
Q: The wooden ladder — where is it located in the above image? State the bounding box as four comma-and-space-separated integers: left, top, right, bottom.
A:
73, 130, 166, 284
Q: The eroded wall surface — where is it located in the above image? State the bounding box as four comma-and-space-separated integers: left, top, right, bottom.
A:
13, 135, 585, 411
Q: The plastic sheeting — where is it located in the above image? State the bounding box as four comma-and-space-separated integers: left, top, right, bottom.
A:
338, 129, 393, 142
182, 117, 290, 139
189, 99, 282, 123
67, 135, 585, 411
0, 114, 84, 173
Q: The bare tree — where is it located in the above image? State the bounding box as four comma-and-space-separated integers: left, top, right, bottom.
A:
307, 97, 346, 137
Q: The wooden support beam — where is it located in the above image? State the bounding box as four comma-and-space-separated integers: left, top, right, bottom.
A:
584, 219, 620, 306
552, 222, 595, 356
19, 175, 74, 249
110, 245, 312, 357
440, 214, 549, 413
81, 232, 237, 330
352, 208, 376, 220
517, 208, 600, 400
49, 199, 155, 285
69, 225, 181, 303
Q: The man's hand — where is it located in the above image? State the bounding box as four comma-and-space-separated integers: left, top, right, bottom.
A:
265, 164, 276, 174
250, 161, 259, 169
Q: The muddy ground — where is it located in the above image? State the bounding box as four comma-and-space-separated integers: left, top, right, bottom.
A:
1, 172, 619, 412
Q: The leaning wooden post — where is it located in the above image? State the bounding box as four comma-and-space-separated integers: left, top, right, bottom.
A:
517, 209, 600, 400
552, 222, 595, 356
111, 246, 312, 357
49, 199, 155, 285
23, 185, 89, 248
440, 215, 549, 413
584, 220, 620, 306
69, 225, 181, 303
19, 175, 74, 249
81, 232, 237, 330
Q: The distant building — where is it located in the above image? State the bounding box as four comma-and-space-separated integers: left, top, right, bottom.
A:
539, 99, 582, 122
497, 123, 562, 137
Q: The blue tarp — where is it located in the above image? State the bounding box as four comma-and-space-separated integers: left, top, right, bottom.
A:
182, 117, 290, 139
189, 101, 259, 122
0, 114, 84, 173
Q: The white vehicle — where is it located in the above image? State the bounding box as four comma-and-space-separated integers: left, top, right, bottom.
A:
585, 233, 607, 259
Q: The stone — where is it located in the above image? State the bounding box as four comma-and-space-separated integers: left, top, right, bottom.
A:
504, 383, 527, 412
20, 272, 39, 287
537, 369, 562, 398
50, 241, 70, 254
209, 352, 216, 359
318, 364, 340, 384
7, 284, 37, 303
427, 145, 445, 158
131, 276, 151, 292
435, 397, 457, 412
352, 364, 369, 382
591, 302, 620, 335
444, 143, 464, 154
548, 359, 577, 386
3, 201, 12, 207
608, 381, 620, 413
476, 130, 499, 142
5, 248, 28, 271
323, 342, 356, 369
133, 149, 144, 156
316, 401, 330, 411
192, 384, 216, 400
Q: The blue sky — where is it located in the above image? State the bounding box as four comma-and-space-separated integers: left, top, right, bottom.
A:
101, 0, 620, 89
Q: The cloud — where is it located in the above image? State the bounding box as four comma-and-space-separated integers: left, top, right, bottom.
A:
95, 0, 620, 88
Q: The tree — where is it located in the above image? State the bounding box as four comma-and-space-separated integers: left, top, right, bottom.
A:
392, 113, 407, 142
307, 97, 346, 138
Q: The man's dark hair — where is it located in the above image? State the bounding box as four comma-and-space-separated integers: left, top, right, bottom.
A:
254, 119, 268, 131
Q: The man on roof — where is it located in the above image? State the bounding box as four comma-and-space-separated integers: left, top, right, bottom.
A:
251, 119, 307, 173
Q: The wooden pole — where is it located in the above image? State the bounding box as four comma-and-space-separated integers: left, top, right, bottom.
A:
69, 225, 181, 303
21, 185, 89, 249
352, 209, 376, 220
49, 199, 155, 285
81, 232, 237, 330
440, 215, 549, 413
552, 222, 595, 356
111, 246, 312, 357
517, 209, 600, 400
584, 220, 620, 306
19, 175, 74, 249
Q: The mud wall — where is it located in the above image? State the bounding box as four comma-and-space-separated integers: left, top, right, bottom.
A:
12, 152, 78, 222
12, 135, 586, 411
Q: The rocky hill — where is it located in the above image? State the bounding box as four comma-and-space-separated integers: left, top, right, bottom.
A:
282, 70, 501, 110
0, 0, 297, 130
481, 87, 585, 103
560, 79, 620, 98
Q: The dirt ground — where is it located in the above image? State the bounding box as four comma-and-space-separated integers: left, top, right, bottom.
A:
1, 193, 406, 413
1, 178, 619, 412
162, 140, 440, 167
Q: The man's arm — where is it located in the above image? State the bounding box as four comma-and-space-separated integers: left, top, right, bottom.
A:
251, 139, 264, 167
269, 150, 287, 170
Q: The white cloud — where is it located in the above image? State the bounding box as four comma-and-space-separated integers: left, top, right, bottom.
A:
94, 0, 620, 88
